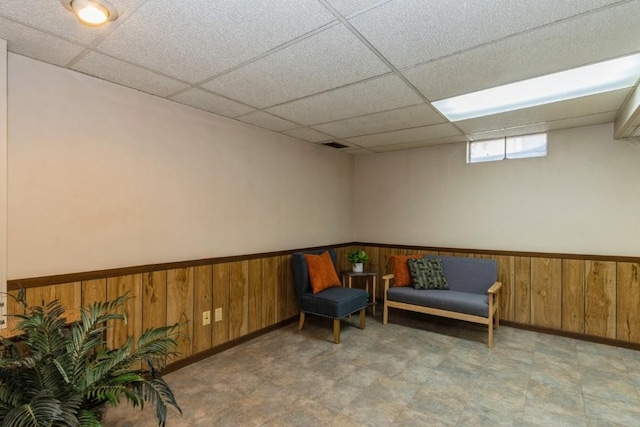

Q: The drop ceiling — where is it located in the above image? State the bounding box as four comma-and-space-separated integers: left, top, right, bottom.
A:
1, 0, 639, 155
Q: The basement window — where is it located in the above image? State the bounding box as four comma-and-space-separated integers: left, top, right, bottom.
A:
468, 133, 547, 163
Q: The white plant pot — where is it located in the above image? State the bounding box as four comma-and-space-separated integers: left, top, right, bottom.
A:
352, 263, 363, 273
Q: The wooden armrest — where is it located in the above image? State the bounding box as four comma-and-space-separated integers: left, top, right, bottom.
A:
487, 281, 502, 294
383, 274, 394, 291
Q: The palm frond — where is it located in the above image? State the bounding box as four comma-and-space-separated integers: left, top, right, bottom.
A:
2, 390, 63, 427
0, 291, 181, 426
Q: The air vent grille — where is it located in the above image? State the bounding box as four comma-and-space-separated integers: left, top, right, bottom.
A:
323, 141, 348, 149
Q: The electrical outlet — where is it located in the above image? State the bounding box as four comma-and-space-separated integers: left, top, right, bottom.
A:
202, 310, 211, 326
214, 307, 222, 322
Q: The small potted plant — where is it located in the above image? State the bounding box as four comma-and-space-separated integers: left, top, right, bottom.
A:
346, 249, 369, 273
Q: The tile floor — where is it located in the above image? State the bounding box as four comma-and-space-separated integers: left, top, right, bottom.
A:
103, 311, 640, 426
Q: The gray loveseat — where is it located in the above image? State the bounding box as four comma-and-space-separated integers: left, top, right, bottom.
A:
383, 255, 502, 347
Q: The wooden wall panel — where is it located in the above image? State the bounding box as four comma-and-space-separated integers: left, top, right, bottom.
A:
248, 259, 263, 333
8, 246, 640, 366
3, 290, 23, 333
82, 278, 107, 307
514, 257, 531, 324
617, 263, 640, 342
229, 261, 249, 340
3, 282, 82, 333
334, 246, 347, 273
262, 257, 277, 328
277, 256, 288, 322
378, 247, 393, 275
585, 261, 616, 338
283, 256, 297, 319
562, 259, 585, 333
531, 258, 562, 329
212, 263, 230, 346
167, 268, 194, 361
106, 275, 142, 349
193, 265, 212, 353
364, 245, 380, 273
1, 283, 81, 338
142, 271, 167, 331
496, 255, 515, 321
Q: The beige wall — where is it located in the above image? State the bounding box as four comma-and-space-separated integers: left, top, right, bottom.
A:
354, 123, 640, 257
1, 39, 7, 313
7, 54, 354, 279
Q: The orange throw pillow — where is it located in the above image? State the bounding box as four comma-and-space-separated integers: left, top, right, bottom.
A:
388, 254, 421, 287
305, 252, 341, 294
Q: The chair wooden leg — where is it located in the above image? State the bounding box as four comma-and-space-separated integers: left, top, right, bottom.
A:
488, 322, 494, 348
359, 308, 366, 330
495, 309, 500, 330
333, 319, 340, 344
298, 312, 305, 331
383, 303, 388, 325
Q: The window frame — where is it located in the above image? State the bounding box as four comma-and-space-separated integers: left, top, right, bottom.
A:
467, 132, 547, 164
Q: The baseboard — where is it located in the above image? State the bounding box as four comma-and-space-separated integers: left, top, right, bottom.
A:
502, 320, 640, 351
162, 316, 298, 374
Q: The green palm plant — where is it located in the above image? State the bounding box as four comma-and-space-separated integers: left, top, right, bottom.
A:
0, 291, 182, 426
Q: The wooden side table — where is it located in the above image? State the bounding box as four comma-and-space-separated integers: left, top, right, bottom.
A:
341, 270, 377, 315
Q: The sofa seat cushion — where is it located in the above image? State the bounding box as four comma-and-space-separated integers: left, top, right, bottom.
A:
301, 286, 368, 319
387, 287, 488, 318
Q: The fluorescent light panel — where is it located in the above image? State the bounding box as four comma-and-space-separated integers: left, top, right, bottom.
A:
433, 53, 640, 122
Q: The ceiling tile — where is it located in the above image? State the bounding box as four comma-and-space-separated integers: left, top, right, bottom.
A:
0, 0, 138, 45
544, 112, 619, 132
0, 17, 85, 66
312, 103, 444, 138
282, 127, 334, 143
96, 0, 335, 83
324, 0, 390, 16
201, 24, 389, 108
349, 0, 627, 69
468, 112, 617, 140
404, 0, 640, 101
236, 111, 298, 132
341, 148, 376, 156
171, 88, 254, 118
266, 74, 422, 125
372, 135, 470, 152
72, 52, 189, 97
347, 123, 461, 148
456, 89, 630, 134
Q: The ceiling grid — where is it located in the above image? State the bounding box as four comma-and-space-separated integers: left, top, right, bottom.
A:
0, 0, 637, 154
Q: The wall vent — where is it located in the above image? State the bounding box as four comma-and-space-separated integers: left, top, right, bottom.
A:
323, 141, 348, 149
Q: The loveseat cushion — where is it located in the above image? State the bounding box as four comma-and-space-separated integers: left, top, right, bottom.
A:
300, 286, 368, 319
387, 287, 488, 317
408, 258, 449, 290
388, 254, 421, 286
423, 255, 497, 294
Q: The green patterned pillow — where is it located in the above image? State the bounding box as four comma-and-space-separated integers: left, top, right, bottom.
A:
407, 258, 449, 290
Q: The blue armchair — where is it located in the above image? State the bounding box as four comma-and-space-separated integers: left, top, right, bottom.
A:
291, 248, 368, 344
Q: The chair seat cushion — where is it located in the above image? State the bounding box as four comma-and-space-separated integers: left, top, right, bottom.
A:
387, 288, 488, 317
300, 287, 368, 319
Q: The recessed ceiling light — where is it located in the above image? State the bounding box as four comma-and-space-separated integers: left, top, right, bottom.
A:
61, 0, 118, 27
433, 53, 640, 122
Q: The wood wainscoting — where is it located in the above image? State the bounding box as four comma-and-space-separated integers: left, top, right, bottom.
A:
4, 252, 305, 367
5, 243, 640, 367
344, 244, 640, 346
